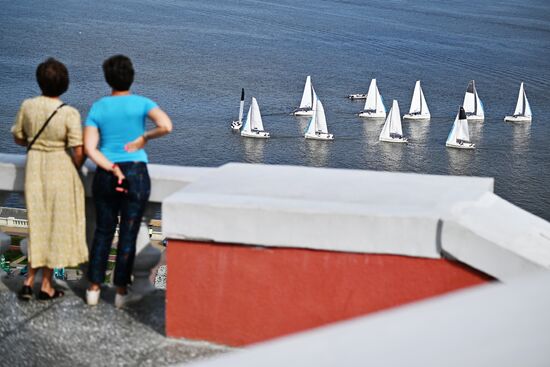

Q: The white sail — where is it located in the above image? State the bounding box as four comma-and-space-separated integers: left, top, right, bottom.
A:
463, 81, 476, 114
463, 80, 484, 118
241, 105, 252, 134
513, 82, 532, 117
420, 85, 430, 116
380, 100, 402, 140
475, 92, 484, 117
446, 117, 458, 145
375, 85, 386, 114
456, 116, 470, 142
305, 100, 317, 136
409, 81, 422, 114
250, 97, 264, 131
299, 76, 313, 109
447, 107, 471, 145
315, 99, 328, 134
238, 88, 245, 122
363, 79, 379, 111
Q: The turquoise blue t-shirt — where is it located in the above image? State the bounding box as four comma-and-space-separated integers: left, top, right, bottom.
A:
85, 94, 158, 163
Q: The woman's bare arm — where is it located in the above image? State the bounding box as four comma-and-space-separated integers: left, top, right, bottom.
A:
83, 126, 125, 180
124, 107, 173, 152
13, 137, 26, 147
71, 145, 85, 169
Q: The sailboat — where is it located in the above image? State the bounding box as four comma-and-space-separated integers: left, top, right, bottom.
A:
462, 80, 484, 121
241, 97, 270, 139
504, 82, 532, 123
446, 107, 475, 149
358, 79, 386, 118
294, 76, 315, 116
403, 81, 430, 120
231, 88, 245, 130
379, 100, 408, 143
305, 96, 334, 140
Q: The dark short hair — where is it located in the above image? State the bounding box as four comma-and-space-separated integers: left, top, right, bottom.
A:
102, 55, 134, 91
36, 58, 69, 97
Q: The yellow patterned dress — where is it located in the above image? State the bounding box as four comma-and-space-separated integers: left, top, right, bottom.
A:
11, 96, 88, 268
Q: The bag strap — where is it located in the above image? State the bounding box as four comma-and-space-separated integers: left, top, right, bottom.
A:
27, 103, 66, 152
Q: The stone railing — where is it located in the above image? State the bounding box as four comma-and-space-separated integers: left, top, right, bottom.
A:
0, 217, 28, 228
0, 152, 213, 294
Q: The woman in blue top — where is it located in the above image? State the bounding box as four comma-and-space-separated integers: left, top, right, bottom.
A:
84, 55, 172, 308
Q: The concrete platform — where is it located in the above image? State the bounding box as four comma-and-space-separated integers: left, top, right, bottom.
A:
0, 274, 229, 366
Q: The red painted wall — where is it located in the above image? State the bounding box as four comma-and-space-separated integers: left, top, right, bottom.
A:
166, 241, 491, 346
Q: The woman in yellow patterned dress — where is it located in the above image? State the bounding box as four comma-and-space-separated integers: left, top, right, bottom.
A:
11, 58, 88, 300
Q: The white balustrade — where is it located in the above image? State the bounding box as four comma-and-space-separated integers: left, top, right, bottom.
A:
0, 152, 213, 294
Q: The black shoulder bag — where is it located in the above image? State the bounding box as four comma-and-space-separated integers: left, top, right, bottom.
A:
26, 103, 66, 152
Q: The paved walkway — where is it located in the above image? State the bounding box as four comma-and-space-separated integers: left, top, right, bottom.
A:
0, 274, 229, 366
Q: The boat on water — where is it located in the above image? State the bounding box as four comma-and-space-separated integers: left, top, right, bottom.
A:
346, 93, 368, 100
231, 88, 245, 130
379, 100, 408, 143
403, 81, 430, 120
294, 76, 315, 116
463, 80, 484, 122
446, 107, 475, 149
241, 97, 270, 139
305, 97, 334, 141
504, 82, 532, 123
358, 79, 386, 119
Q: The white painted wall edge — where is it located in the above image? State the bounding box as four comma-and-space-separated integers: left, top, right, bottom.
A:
181, 272, 550, 367
162, 163, 496, 259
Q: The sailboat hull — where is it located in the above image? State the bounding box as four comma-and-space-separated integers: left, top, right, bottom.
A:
305, 133, 334, 141
358, 111, 386, 119
294, 110, 314, 117
403, 113, 430, 121
466, 114, 484, 122
504, 115, 531, 123
380, 136, 408, 144
446, 142, 475, 149
347, 94, 367, 100
241, 130, 270, 139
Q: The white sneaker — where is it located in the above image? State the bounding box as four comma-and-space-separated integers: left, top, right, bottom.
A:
86, 289, 100, 306
115, 291, 142, 309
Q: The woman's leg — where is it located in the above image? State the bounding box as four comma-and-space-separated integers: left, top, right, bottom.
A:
114, 163, 151, 294
88, 168, 121, 290
41, 267, 54, 295
23, 265, 38, 287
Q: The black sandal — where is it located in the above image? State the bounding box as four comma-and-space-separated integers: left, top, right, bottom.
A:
37, 289, 64, 301
18, 285, 33, 301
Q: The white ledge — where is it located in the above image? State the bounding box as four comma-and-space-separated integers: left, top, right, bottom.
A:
163, 163, 494, 259
442, 193, 550, 281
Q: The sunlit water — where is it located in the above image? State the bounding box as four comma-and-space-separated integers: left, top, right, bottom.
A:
1, 0, 549, 220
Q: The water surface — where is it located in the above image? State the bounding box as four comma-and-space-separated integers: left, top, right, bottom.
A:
1, 0, 549, 219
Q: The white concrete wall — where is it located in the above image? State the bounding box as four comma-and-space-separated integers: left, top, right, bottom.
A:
163, 163, 495, 259
182, 272, 550, 367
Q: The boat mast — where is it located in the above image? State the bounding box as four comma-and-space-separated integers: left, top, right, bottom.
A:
522, 87, 526, 116
419, 84, 423, 114
473, 81, 478, 116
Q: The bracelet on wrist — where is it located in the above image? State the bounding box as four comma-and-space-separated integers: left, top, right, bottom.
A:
111, 163, 118, 172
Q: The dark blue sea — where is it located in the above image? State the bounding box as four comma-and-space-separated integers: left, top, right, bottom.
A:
1, 0, 549, 220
